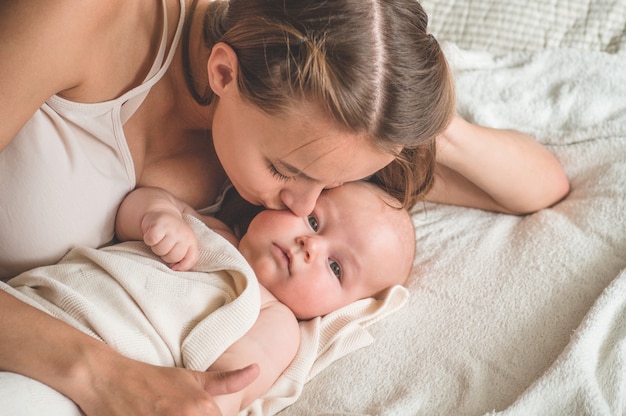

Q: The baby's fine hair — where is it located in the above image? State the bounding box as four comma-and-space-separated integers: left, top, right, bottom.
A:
184, 0, 455, 209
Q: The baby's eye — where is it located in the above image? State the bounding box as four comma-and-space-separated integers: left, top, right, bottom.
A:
307, 214, 319, 232
329, 259, 342, 279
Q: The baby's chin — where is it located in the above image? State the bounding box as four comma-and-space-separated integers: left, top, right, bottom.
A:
283, 300, 334, 321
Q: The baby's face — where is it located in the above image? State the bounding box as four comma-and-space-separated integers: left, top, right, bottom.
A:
238, 182, 413, 320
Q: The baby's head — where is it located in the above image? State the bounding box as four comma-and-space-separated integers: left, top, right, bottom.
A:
239, 181, 415, 320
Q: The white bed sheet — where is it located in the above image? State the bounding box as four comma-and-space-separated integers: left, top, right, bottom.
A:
1, 1, 624, 415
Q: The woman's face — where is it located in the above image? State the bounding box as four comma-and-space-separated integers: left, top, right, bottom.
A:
211, 91, 395, 217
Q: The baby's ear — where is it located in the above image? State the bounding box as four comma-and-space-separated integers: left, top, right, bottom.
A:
207, 42, 239, 96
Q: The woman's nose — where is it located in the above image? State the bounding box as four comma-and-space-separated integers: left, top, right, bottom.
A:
279, 185, 324, 217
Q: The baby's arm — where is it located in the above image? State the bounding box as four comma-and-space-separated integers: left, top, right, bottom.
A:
208, 286, 300, 416
116, 187, 237, 270
428, 115, 570, 214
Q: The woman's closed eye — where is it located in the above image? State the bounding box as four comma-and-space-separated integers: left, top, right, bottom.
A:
269, 164, 292, 182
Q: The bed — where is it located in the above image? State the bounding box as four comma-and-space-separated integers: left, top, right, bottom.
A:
279, 0, 626, 415
1, 1, 625, 415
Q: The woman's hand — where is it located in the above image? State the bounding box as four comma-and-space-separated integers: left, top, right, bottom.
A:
77, 356, 259, 416
427, 115, 570, 214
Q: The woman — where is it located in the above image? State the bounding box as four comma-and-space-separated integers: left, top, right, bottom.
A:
0, 0, 568, 414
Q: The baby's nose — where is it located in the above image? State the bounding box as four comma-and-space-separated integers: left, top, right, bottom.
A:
296, 235, 321, 263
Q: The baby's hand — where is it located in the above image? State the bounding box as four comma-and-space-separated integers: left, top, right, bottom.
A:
140, 211, 199, 271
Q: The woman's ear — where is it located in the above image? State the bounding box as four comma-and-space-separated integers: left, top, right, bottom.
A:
207, 42, 240, 97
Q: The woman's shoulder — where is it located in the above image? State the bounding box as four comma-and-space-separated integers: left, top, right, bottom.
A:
0, 0, 165, 150
1, 0, 131, 46
1, 0, 154, 92
0, 1, 109, 149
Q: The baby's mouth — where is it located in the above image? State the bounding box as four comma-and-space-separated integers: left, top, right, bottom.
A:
273, 243, 292, 274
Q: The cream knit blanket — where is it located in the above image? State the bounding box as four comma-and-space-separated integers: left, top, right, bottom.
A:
4, 216, 261, 371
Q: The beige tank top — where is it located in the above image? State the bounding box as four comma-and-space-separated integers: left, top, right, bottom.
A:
0, 0, 211, 280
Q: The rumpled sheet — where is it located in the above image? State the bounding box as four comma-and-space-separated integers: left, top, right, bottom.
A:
421, 0, 626, 55
492, 267, 626, 416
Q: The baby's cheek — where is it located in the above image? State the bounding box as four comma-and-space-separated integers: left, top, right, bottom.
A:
250, 257, 280, 287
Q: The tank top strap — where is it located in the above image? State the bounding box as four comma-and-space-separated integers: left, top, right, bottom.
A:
120, 0, 186, 124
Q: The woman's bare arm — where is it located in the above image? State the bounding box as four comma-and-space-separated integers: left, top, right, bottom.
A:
426, 115, 570, 214
0, 290, 258, 416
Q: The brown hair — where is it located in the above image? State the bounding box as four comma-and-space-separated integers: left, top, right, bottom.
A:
184, 0, 455, 209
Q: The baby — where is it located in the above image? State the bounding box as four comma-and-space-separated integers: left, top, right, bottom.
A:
3, 181, 415, 416
115, 180, 416, 414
